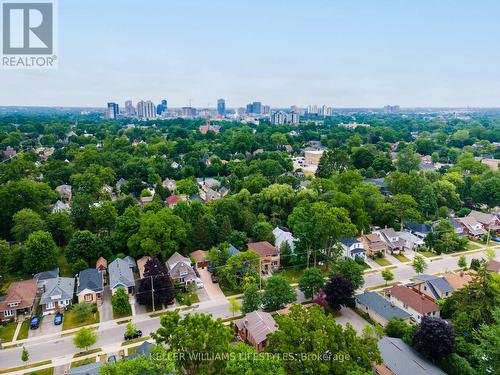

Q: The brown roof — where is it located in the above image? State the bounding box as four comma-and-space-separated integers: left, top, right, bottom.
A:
248, 241, 279, 257
487, 259, 500, 273
0, 279, 37, 312
96, 257, 107, 270
365, 233, 384, 243
137, 256, 152, 279
444, 272, 473, 290
386, 285, 440, 314
190, 250, 208, 262
234, 311, 277, 344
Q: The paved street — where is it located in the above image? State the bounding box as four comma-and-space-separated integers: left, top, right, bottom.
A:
0, 246, 497, 372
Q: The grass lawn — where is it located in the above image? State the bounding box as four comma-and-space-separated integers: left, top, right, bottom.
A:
0, 321, 18, 343
73, 348, 101, 358
367, 281, 401, 291
275, 268, 304, 284
16, 320, 30, 340
24, 368, 54, 375
466, 242, 482, 250
373, 257, 391, 267
0, 360, 52, 374
127, 345, 139, 355
417, 250, 439, 258
71, 357, 96, 368
113, 308, 132, 320
58, 252, 73, 277
393, 254, 410, 262
62, 309, 99, 331
220, 285, 240, 297
121, 336, 149, 346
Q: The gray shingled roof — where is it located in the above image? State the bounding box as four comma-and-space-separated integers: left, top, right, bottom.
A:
378, 337, 446, 375
413, 274, 454, 299
109, 258, 135, 289
356, 291, 411, 321
68, 361, 103, 375
40, 277, 75, 305
77, 268, 103, 294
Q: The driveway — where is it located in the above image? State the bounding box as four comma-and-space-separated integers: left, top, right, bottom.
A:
197, 268, 225, 300
28, 315, 62, 338
99, 286, 113, 322
334, 307, 369, 334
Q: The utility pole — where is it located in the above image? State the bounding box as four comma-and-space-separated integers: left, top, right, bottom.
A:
259, 259, 262, 290
150, 275, 155, 312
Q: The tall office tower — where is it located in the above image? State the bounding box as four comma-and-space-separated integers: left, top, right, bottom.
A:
217, 98, 226, 116
252, 101, 262, 114
384, 105, 400, 114
271, 111, 286, 125
307, 105, 318, 115
181, 107, 196, 117
106, 102, 119, 119
137, 100, 156, 119
290, 105, 299, 113
288, 111, 299, 124
237, 107, 246, 115
246, 103, 254, 114
124, 100, 135, 115
156, 99, 168, 116
262, 105, 271, 115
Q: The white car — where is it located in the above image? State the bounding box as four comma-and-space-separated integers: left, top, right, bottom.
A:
195, 278, 204, 289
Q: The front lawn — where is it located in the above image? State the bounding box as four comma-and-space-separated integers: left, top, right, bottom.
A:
393, 254, 410, 262
16, 320, 30, 340
58, 252, 73, 277
0, 360, 52, 374
113, 308, 132, 320
24, 368, 54, 375
275, 268, 304, 284
466, 242, 481, 250
417, 250, 439, 258
0, 321, 17, 343
71, 357, 96, 368
176, 291, 199, 306
373, 257, 391, 266
62, 309, 99, 331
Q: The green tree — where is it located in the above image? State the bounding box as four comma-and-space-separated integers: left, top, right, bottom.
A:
412, 255, 427, 274
217, 250, 260, 292
457, 255, 467, 270
152, 310, 233, 375
101, 345, 175, 375
252, 221, 275, 243
385, 318, 410, 338
266, 304, 381, 374
21, 346, 29, 363
262, 275, 296, 311
66, 230, 105, 264
23, 230, 58, 274
72, 302, 94, 323
71, 258, 89, 275
228, 297, 240, 317
124, 321, 138, 338
241, 284, 261, 314
111, 288, 131, 317
226, 343, 286, 375
333, 258, 365, 290
11, 208, 46, 243
73, 328, 97, 352
396, 146, 421, 173
90, 201, 117, 233
381, 268, 394, 285
298, 268, 325, 299
315, 148, 350, 178
46, 211, 74, 246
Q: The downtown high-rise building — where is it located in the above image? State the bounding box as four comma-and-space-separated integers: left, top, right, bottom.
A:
217, 98, 226, 116
106, 102, 119, 119
137, 100, 156, 119
124, 100, 135, 116
246, 101, 262, 115
271, 111, 299, 125
157, 99, 168, 116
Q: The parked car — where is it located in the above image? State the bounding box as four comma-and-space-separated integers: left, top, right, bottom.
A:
107, 355, 117, 363
194, 269, 200, 278
124, 329, 143, 341
491, 236, 500, 242
211, 273, 218, 283
195, 278, 204, 289
54, 312, 63, 325
30, 316, 40, 329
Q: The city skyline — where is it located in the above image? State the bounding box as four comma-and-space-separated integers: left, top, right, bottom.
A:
1, 0, 500, 107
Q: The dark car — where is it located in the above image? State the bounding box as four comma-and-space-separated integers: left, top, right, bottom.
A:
491, 236, 500, 242
30, 316, 40, 329
124, 330, 143, 341
54, 312, 63, 325
211, 273, 218, 283
107, 355, 117, 363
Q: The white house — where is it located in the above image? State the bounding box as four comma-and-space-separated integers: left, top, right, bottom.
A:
272, 227, 297, 253
397, 231, 424, 251
339, 238, 366, 260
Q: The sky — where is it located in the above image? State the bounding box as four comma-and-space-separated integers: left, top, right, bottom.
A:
1, 0, 500, 108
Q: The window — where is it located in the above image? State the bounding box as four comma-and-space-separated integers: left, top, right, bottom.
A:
4, 310, 13, 317
46, 302, 55, 309
84, 294, 93, 302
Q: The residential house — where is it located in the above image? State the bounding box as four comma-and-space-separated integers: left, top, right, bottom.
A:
139, 195, 153, 208
0, 279, 37, 321
375, 228, 405, 254
77, 268, 103, 303
410, 274, 454, 301
404, 221, 432, 240
162, 178, 176, 192
375, 337, 446, 375
55, 184, 72, 202
355, 291, 411, 327
202, 188, 221, 202
248, 241, 280, 273
108, 258, 135, 295
457, 216, 486, 239
339, 238, 366, 260
3, 146, 17, 159
40, 277, 75, 315
126, 341, 154, 360
166, 252, 197, 285
448, 217, 465, 236
190, 250, 210, 269
467, 210, 500, 233
166, 195, 183, 208
52, 200, 70, 213
123, 256, 137, 272
34, 267, 60, 290
272, 226, 297, 253
228, 244, 240, 257
360, 233, 387, 257
444, 271, 473, 290
196, 177, 220, 192
363, 178, 391, 196
234, 311, 277, 352
68, 361, 103, 375
385, 285, 440, 322
487, 259, 500, 274
95, 257, 107, 273
219, 186, 230, 197
137, 256, 152, 279
397, 231, 424, 251
115, 178, 128, 194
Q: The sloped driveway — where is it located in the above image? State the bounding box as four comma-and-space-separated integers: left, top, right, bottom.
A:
197, 268, 225, 300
